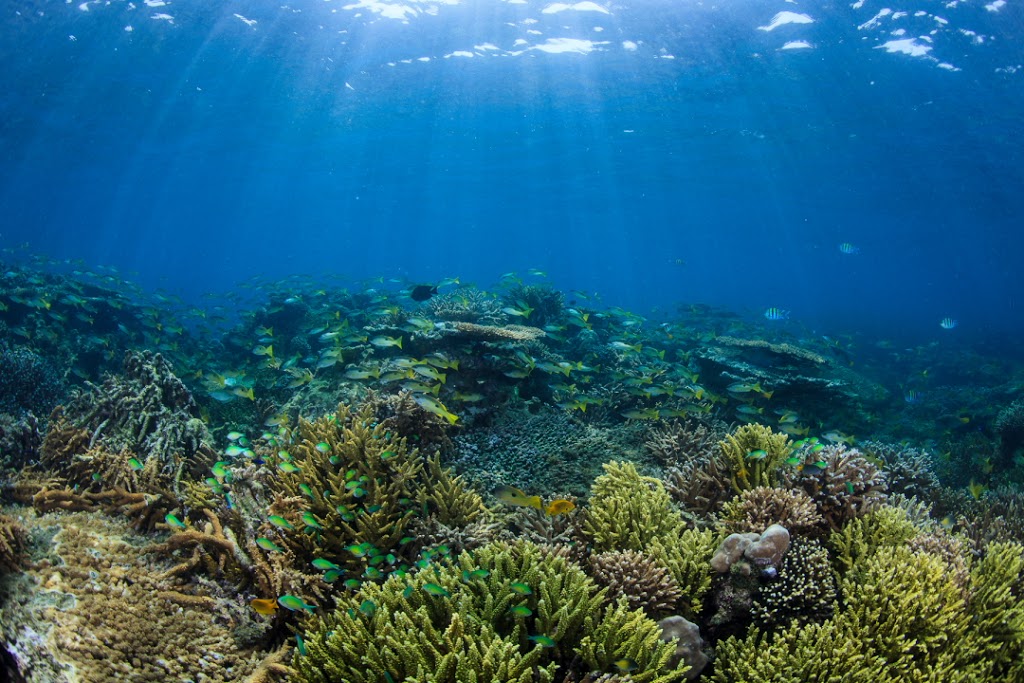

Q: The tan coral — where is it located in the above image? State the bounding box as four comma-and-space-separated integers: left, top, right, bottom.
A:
713, 336, 827, 364
589, 550, 683, 618
717, 486, 823, 535
18, 510, 278, 682
444, 321, 546, 341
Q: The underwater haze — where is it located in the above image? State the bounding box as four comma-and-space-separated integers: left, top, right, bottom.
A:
2, 0, 1024, 346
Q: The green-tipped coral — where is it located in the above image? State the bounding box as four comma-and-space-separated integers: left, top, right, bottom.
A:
719, 424, 791, 493
293, 540, 692, 683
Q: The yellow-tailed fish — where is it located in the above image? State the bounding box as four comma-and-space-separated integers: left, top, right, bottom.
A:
495, 485, 542, 510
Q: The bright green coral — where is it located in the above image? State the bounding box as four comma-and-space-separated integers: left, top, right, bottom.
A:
293, 540, 691, 683
718, 423, 791, 493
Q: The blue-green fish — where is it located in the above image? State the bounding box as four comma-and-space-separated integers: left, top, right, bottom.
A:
268, 515, 295, 530
277, 595, 315, 612
312, 558, 341, 571
165, 513, 187, 530
256, 537, 284, 553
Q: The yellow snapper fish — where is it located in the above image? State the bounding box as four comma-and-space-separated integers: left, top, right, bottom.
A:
495, 485, 542, 510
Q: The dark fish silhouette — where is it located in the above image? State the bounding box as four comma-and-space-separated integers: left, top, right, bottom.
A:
410, 284, 438, 302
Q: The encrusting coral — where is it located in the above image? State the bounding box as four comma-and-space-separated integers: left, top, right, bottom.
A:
293, 540, 693, 683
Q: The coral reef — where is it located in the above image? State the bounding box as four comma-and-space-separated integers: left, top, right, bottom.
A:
0, 344, 66, 417
0, 411, 41, 472
781, 444, 887, 532
0, 510, 276, 683
583, 461, 716, 618
263, 402, 483, 586
648, 420, 732, 522
589, 550, 682, 619
717, 486, 822, 535
293, 540, 692, 683
718, 423, 791, 493
426, 287, 505, 323
857, 439, 940, 501
59, 350, 215, 475
0, 512, 27, 572
656, 616, 708, 681
441, 321, 547, 342
995, 399, 1024, 466
751, 538, 836, 628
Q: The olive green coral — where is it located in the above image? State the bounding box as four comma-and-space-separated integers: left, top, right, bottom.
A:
582, 461, 682, 553
718, 424, 791, 493
265, 403, 480, 581
293, 540, 691, 683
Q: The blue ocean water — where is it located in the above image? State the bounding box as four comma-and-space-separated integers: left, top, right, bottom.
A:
1, 0, 1022, 350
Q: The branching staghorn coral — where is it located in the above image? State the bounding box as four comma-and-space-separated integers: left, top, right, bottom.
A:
827, 505, 918, 577
293, 540, 692, 683
0, 512, 27, 573
713, 540, 993, 683
963, 541, 1024, 678
857, 439, 940, 502
263, 403, 484, 588
719, 424, 791, 493
61, 350, 215, 475
583, 461, 682, 553
644, 420, 724, 468
717, 486, 822, 535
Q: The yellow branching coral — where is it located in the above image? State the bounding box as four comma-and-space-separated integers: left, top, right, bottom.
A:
583, 461, 683, 552
827, 505, 917, 576
962, 541, 1024, 677
416, 451, 486, 527
646, 529, 716, 619
294, 540, 688, 683
577, 596, 692, 683
718, 424, 791, 493
841, 545, 970, 679
265, 403, 432, 576
713, 543, 988, 682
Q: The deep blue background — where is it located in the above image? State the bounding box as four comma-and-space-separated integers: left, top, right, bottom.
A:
2, 0, 1022, 349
